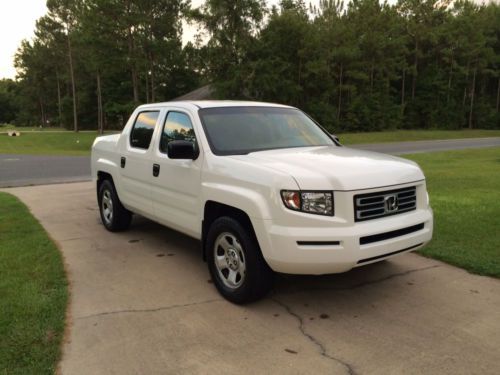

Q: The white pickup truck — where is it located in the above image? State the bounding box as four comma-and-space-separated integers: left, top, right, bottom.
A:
92, 101, 433, 303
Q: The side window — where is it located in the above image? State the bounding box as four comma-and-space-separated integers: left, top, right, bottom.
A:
130, 111, 159, 149
160, 111, 196, 153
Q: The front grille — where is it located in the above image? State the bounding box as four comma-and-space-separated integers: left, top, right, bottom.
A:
354, 186, 417, 222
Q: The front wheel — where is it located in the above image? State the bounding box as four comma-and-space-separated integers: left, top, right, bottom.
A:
98, 179, 132, 232
206, 217, 273, 304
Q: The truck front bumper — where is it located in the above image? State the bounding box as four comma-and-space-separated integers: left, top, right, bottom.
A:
253, 208, 433, 275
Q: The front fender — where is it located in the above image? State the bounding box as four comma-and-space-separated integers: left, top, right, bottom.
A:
201, 182, 275, 219
91, 134, 121, 190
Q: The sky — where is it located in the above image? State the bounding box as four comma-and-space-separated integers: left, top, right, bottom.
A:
0, 0, 494, 80
0, 1, 48, 79
0, 0, 279, 79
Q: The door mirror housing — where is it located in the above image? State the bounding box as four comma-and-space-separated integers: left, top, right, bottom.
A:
167, 140, 199, 160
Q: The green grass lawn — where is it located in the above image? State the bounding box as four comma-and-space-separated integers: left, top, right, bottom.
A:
0, 131, 106, 156
0, 193, 68, 374
0, 128, 500, 156
339, 129, 500, 144
405, 147, 500, 278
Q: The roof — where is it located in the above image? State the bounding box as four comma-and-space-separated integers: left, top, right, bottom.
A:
138, 100, 294, 110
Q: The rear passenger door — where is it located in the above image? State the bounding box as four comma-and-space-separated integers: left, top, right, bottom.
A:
150, 110, 203, 238
119, 110, 160, 217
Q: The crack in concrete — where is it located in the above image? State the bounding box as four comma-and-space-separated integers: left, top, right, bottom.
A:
279, 265, 440, 295
272, 298, 357, 375
267, 266, 440, 372
76, 298, 222, 320
60, 236, 91, 242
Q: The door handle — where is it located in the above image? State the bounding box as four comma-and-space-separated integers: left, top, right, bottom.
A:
120, 157, 126, 168
152, 163, 160, 177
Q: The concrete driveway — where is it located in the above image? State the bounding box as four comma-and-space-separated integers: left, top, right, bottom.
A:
5, 182, 500, 374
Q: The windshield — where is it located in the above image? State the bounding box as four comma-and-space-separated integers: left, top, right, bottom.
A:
198, 106, 336, 155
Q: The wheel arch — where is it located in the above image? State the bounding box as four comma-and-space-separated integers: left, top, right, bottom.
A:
96, 171, 126, 205
96, 171, 114, 194
202, 201, 260, 262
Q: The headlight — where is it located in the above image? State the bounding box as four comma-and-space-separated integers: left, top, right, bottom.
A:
281, 190, 334, 216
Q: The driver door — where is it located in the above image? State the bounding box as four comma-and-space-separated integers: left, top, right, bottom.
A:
150, 109, 203, 238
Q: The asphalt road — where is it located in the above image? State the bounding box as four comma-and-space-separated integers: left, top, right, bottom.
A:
355, 136, 500, 155
4, 182, 500, 374
0, 154, 90, 188
1, 137, 499, 187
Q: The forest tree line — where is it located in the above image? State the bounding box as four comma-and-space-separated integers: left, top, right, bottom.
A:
0, 0, 499, 133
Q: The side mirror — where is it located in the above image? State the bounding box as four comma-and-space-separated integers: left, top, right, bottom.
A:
331, 134, 340, 144
167, 140, 199, 160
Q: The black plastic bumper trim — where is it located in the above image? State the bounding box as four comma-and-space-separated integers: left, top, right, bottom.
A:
357, 243, 424, 264
297, 241, 341, 246
360, 223, 425, 245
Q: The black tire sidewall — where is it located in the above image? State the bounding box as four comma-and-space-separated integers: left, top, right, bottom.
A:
98, 179, 131, 231
206, 217, 272, 303
98, 180, 115, 230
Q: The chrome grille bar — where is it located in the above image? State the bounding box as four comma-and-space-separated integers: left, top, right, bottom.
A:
354, 186, 417, 222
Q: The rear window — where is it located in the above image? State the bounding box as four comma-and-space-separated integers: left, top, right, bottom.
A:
130, 111, 159, 149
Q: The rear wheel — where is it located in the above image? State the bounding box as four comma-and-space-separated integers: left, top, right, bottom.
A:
98, 179, 132, 232
206, 216, 273, 304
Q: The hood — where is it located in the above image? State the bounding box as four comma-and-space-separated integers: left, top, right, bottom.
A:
230, 146, 424, 191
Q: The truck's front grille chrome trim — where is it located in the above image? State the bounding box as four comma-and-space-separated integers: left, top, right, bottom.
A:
360, 223, 425, 245
354, 186, 417, 222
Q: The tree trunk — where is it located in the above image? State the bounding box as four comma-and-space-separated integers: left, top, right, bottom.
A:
67, 32, 78, 132
97, 70, 104, 135
496, 77, 499, 113
55, 70, 63, 127
39, 97, 46, 127
447, 58, 453, 104
411, 39, 418, 101
128, 27, 139, 103
125, 0, 139, 103
150, 53, 156, 103
131, 67, 139, 103
463, 60, 470, 108
468, 67, 476, 129
298, 57, 302, 85
297, 57, 303, 106
326, 59, 331, 105
145, 70, 150, 103
401, 68, 406, 115
337, 63, 343, 122
370, 61, 374, 93
150, 70, 155, 103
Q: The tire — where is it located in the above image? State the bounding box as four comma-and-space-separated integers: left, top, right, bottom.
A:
206, 216, 273, 304
98, 179, 132, 232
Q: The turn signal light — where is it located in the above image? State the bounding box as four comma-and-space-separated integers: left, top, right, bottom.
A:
281, 190, 334, 216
